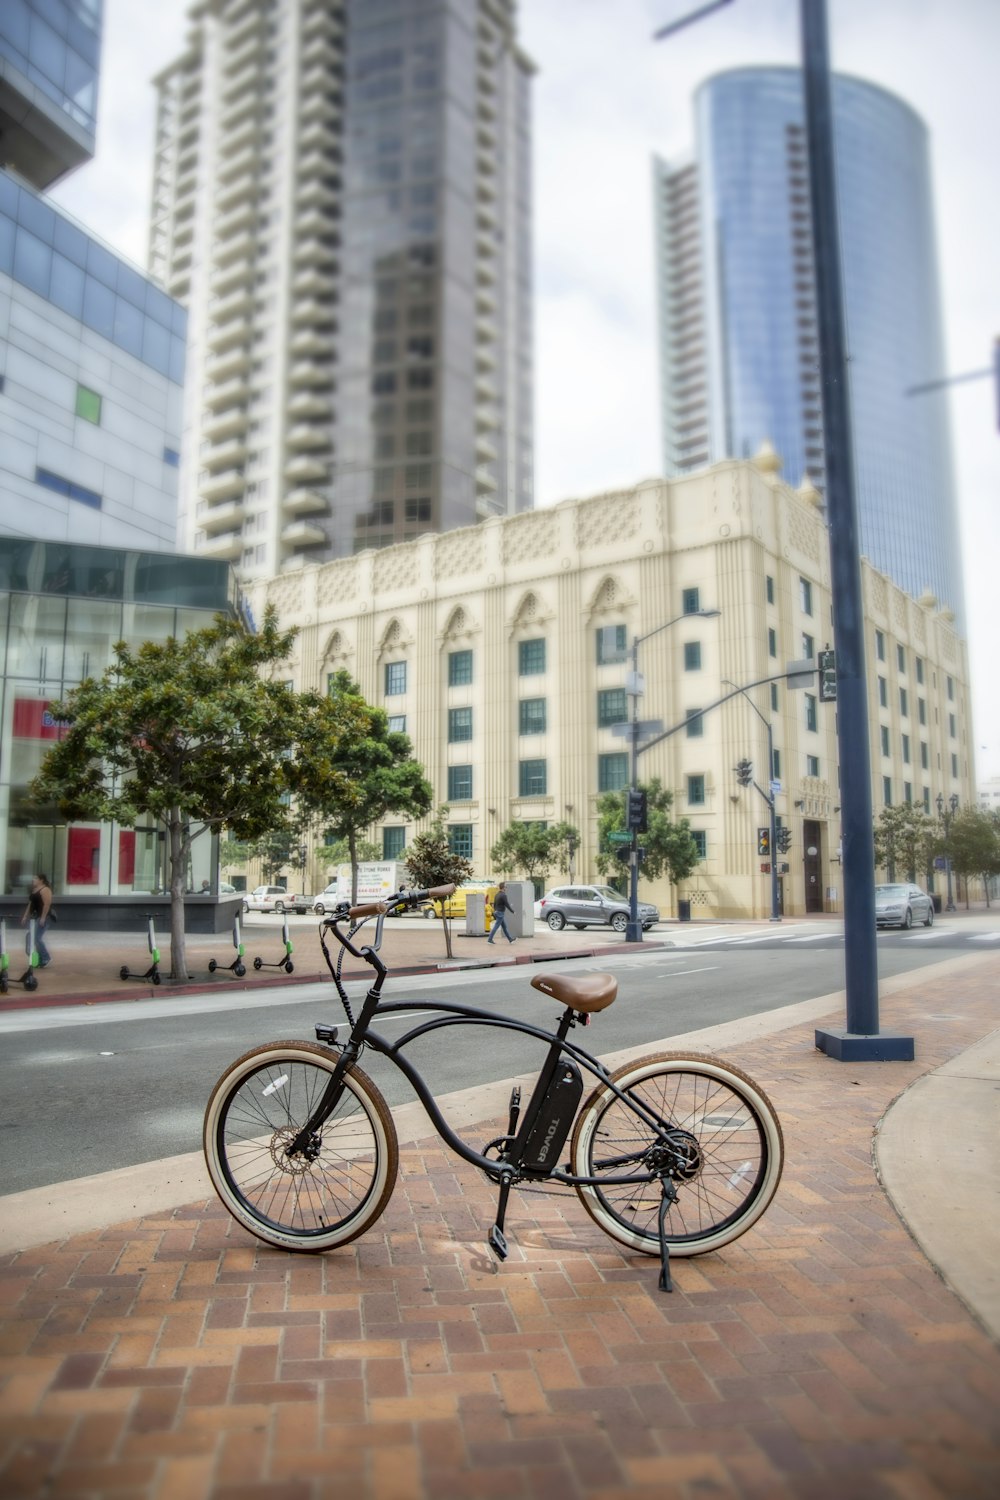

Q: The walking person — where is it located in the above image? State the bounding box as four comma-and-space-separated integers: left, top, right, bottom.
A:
22, 873, 53, 967
487, 882, 515, 946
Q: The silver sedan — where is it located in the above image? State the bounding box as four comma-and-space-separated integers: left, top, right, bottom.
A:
874, 883, 934, 929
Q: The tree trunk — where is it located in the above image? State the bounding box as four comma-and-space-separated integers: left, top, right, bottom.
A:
348, 829, 358, 905
168, 811, 189, 980
441, 911, 453, 960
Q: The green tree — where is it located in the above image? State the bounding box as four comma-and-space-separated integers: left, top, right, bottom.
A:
595, 778, 699, 889
30, 608, 303, 980
294, 671, 432, 904
872, 803, 936, 882
946, 806, 1000, 908
489, 820, 579, 888
404, 807, 473, 958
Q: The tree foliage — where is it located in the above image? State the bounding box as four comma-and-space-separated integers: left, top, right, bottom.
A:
489, 820, 579, 885
595, 777, 700, 887
30, 608, 303, 979
404, 807, 473, 958
872, 803, 936, 882
945, 806, 1000, 906
295, 670, 432, 902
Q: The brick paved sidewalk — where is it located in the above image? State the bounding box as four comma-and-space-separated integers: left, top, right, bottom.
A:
2, 959, 999, 1499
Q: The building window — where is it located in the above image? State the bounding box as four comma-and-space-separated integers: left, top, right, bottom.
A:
920, 741, 929, 769
904, 781, 912, 804
597, 688, 627, 728
902, 733, 910, 763
899, 687, 908, 717
598, 752, 628, 792
951, 752, 959, 778
383, 826, 406, 860
768, 627, 777, 658
682, 586, 701, 614
518, 638, 546, 675
897, 644, 906, 672
163, 447, 180, 467
806, 754, 820, 777
691, 830, 707, 860
387, 714, 406, 733
683, 641, 702, 671
596, 624, 627, 664
771, 748, 781, 779
770, 682, 779, 712
805, 693, 817, 732
448, 824, 473, 859
946, 675, 955, 701
801, 632, 814, 659
519, 698, 546, 735
75, 385, 102, 424
685, 708, 704, 738
799, 577, 813, 615
447, 764, 472, 801
878, 676, 887, 707
448, 707, 472, 742
883, 776, 892, 805
918, 698, 926, 726
448, 649, 472, 686
519, 759, 547, 796
916, 656, 924, 684
687, 774, 705, 805
384, 661, 407, 695
922, 787, 931, 813
880, 725, 890, 757
948, 712, 956, 738
766, 575, 774, 605
35, 467, 102, 510
875, 629, 885, 661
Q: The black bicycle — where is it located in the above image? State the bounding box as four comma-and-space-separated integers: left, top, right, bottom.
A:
204, 885, 784, 1291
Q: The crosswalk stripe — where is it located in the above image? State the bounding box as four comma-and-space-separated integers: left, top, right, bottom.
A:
970, 932, 1000, 942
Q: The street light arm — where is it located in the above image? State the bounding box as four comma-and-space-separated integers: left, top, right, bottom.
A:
637, 669, 807, 758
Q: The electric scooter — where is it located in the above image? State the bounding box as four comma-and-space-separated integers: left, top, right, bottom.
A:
253, 915, 294, 974
119, 914, 162, 985
209, 914, 246, 978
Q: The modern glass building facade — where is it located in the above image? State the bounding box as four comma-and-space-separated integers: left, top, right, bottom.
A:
0, 538, 234, 911
0, 169, 187, 549
149, 0, 533, 580
654, 68, 964, 628
0, 0, 101, 188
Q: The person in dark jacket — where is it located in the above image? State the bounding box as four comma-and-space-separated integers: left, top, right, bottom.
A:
487, 882, 515, 945
22, 873, 53, 967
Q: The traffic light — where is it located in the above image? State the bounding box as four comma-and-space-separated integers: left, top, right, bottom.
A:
776, 826, 792, 854
757, 827, 771, 857
818, 648, 837, 703
626, 787, 647, 832
735, 758, 753, 787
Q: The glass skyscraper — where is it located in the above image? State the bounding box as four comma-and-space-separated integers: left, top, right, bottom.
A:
0, 0, 102, 188
654, 67, 964, 627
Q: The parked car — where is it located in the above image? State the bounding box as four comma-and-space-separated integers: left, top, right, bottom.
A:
874, 883, 934, 929
537, 884, 659, 933
244, 885, 309, 915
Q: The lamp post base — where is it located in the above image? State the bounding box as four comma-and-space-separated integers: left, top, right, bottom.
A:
815, 1027, 914, 1062
624, 920, 644, 943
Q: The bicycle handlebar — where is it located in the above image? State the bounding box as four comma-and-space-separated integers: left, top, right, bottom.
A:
344, 884, 456, 922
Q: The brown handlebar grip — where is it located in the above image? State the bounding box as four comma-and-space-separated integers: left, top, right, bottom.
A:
427, 884, 456, 900
348, 901, 389, 920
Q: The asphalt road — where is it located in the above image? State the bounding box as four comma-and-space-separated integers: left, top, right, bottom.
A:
0, 928, 990, 1196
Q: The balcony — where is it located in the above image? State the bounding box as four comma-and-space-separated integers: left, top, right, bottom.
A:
217, 144, 257, 184
475, 374, 498, 402
302, 1, 342, 37
296, 176, 338, 212
475, 466, 498, 492
286, 422, 331, 451
281, 519, 327, 547
285, 454, 328, 484
210, 284, 253, 323
223, 62, 261, 104
288, 389, 331, 418
299, 118, 338, 153
476, 401, 499, 432
210, 256, 255, 295
301, 32, 340, 69
206, 344, 252, 381
203, 404, 248, 442
293, 266, 329, 297
475, 434, 498, 464
227, 4, 266, 48
221, 89, 257, 134
283, 487, 328, 517
215, 198, 256, 239
207, 313, 251, 354
475, 343, 497, 372
214, 228, 256, 265
295, 204, 338, 239
291, 298, 335, 330
291, 327, 332, 358
167, 268, 191, 302
201, 434, 247, 471
299, 88, 340, 125
200, 467, 245, 502
288, 358, 334, 388
204, 374, 250, 411
225, 32, 263, 77
200, 531, 243, 561
200, 498, 245, 534
293, 236, 338, 270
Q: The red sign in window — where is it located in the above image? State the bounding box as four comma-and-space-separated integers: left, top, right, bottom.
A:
12, 699, 70, 739
118, 830, 136, 885
67, 828, 101, 885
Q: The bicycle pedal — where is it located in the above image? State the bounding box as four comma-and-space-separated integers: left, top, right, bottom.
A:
314, 1024, 340, 1045
487, 1225, 508, 1261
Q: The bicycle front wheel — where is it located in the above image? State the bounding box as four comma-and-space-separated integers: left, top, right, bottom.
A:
570, 1052, 783, 1258
204, 1040, 398, 1253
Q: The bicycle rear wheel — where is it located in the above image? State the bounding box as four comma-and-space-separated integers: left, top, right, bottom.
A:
570, 1052, 783, 1258
204, 1040, 398, 1252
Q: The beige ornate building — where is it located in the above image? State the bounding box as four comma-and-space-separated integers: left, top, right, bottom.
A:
250, 451, 972, 918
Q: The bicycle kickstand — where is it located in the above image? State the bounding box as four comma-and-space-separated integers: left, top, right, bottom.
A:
657, 1180, 679, 1294
488, 1171, 514, 1263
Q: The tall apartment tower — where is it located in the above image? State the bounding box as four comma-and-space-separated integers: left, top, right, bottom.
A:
654, 67, 964, 627
150, 0, 534, 579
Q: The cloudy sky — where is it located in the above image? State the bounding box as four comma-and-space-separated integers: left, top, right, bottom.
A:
50, 0, 1000, 780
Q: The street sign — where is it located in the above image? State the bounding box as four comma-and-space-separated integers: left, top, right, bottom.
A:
769, 779, 782, 795
933, 855, 947, 871
608, 831, 632, 844
785, 657, 815, 690
610, 719, 664, 741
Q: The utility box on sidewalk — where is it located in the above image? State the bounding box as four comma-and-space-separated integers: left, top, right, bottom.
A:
506, 881, 535, 938
465, 892, 487, 936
